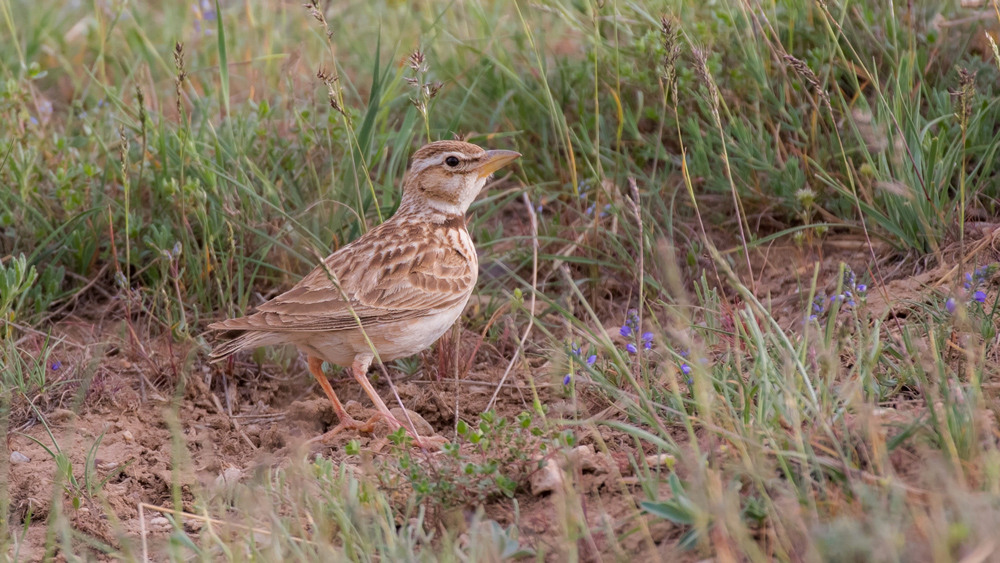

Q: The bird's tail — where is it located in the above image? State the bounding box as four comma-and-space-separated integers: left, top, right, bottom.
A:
208, 331, 281, 363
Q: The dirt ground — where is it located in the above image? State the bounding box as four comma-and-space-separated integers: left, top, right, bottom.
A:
7, 227, 1000, 561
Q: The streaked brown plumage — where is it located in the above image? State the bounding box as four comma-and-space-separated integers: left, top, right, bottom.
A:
209, 140, 520, 448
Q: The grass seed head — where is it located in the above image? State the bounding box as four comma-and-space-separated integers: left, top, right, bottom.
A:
954, 67, 977, 126
659, 15, 681, 99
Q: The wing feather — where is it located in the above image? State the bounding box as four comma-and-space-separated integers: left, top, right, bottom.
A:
208, 220, 476, 334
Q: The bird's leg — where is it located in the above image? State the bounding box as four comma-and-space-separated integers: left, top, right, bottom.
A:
307, 356, 380, 440
350, 355, 447, 450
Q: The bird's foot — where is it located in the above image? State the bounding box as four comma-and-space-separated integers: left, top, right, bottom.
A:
306, 413, 384, 445
409, 434, 449, 451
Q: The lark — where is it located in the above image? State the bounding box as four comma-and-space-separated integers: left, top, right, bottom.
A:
209, 141, 520, 448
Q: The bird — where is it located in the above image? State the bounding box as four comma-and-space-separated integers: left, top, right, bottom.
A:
208, 140, 520, 449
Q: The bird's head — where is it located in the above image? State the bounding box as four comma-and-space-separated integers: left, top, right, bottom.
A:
400, 140, 520, 217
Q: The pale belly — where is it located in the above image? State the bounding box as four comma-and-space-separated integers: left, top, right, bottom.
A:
294, 299, 469, 367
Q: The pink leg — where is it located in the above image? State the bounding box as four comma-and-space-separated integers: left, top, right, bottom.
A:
350, 354, 447, 450
306, 356, 381, 443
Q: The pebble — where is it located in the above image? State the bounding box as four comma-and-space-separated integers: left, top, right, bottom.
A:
390, 408, 434, 437
215, 467, 242, 487
122, 430, 135, 443
10, 451, 29, 464
648, 453, 675, 468
148, 516, 170, 529
530, 459, 563, 496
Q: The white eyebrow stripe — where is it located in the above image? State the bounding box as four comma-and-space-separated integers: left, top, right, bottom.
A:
410, 152, 480, 174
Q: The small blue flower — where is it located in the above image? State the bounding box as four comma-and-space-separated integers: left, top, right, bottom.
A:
857, 284, 867, 293
620, 325, 632, 338
97, 99, 105, 107
974, 291, 987, 303
946, 298, 957, 314
29, 116, 38, 125
570, 342, 582, 356
686, 378, 694, 385
626, 343, 637, 354
644, 341, 652, 350
51, 361, 62, 371
847, 300, 856, 307
563, 374, 571, 385
586, 204, 595, 216
586, 355, 596, 366
679, 349, 689, 357
680, 364, 691, 375
642, 332, 654, 342
966, 273, 974, 282
809, 314, 817, 321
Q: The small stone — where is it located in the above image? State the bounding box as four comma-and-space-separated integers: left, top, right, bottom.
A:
563, 445, 596, 470
530, 459, 564, 496
648, 453, 675, 468
10, 451, 29, 464
97, 460, 118, 471
390, 408, 434, 437
122, 430, 135, 443
148, 516, 170, 529
215, 467, 242, 487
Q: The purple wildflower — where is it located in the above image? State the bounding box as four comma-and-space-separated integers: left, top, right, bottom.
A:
586, 355, 597, 365
51, 361, 62, 371
563, 374, 571, 385
626, 343, 637, 354
974, 291, 987, 303
680, 364, 691, 375
946, 298, 957, 314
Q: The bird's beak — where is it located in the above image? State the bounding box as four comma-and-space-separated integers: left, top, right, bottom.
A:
476, 150, 521, 179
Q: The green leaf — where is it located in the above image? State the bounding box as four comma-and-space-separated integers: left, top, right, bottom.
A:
345, 440, 360, 456
215, 0, 230, 120
641, 500, 694, 526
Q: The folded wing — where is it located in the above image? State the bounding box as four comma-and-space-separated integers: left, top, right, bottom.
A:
207, 222, 476, 334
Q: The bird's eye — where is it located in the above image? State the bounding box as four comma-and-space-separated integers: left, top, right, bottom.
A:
445, 156, 460, 167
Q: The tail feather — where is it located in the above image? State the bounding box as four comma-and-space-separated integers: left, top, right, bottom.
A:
209, 331, 282, 362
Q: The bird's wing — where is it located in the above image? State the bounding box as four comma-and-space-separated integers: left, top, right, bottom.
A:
208, 221, 476, 333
